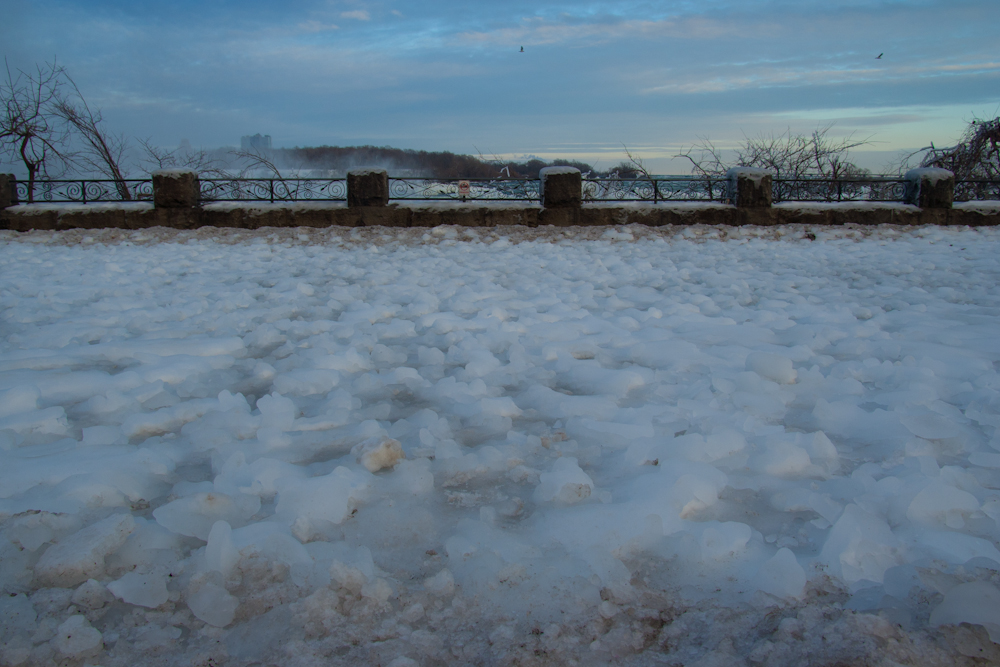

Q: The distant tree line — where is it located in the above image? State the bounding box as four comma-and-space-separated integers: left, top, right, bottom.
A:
278, 146, 596, 179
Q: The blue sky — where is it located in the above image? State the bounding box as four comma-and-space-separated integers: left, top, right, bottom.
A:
2, 0, 999, 172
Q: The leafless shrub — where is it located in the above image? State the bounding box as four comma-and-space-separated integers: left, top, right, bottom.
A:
677, 126, 871, 180
902, 116, 1000, 180
0, 59, 75, 201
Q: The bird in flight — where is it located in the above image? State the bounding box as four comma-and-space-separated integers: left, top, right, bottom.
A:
877, 53, 883, 59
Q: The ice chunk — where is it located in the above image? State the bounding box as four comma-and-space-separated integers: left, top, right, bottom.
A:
107, 570, 169, 608
213, 453, 305, 501
0, 386, 40, 418
330, 546, 376, 594
906, 481, 979, 529
900, 413, 960, 440
34, 513, 136, 587
352, 436, 406, 473
930, 582, 1000, 643
0, 406, 68, 435
205, 520, 240, 577
153, 492, 260, 540
424, 568, 455, 597
703, 429, 747, 461
746, 351, 797, 384
82, 425, 121, 446
756, 548, 806, 599
700, 522, 752, 560
52, 615, 102, 659
820, 504, 902, 585
187, 580, 239, 627
917, 530, 1000, 565
71, 579, 113, 610
272, 369, 340, 396
533, 457, 594, 505
749, 440, 812, 477
257, 392, 296, 431
275, 466, 371, 527
0, 593, 36, 641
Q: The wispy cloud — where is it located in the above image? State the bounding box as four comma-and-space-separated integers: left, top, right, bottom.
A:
340, 10, 371, 21
297, 20, 340, 33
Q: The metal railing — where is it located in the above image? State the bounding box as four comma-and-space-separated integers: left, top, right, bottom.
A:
583, 176, 726, 202
200, 178, 347, 202
956, 179, 1000, 202
9, 175, 1000, 205
14, 179, 153, 203
388, 178, 540, 202
772, 177, 908, 203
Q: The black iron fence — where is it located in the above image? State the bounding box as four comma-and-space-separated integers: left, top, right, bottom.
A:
388, 177, 540, 202
772, 177, 908, 203
9, 175, 1000, 205
956, 180, 1000, 202
583, 176, 726, 202
14, 179, 153, 203
199, 178, 347, 202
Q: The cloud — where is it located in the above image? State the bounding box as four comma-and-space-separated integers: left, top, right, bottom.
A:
340, 10, 371, 21
298, 20, 340, 33
455, 15, 757, 48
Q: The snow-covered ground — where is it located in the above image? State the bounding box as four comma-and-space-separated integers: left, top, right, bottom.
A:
2, 223, 1000, 667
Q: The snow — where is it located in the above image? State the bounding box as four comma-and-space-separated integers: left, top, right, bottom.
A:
538, 166, 581, 177
1, 223, 1000, 665
905, 168, 955, 185
726, 166, 773, 184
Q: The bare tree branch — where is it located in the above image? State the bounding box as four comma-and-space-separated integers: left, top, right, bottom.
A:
0, 58, 76, 202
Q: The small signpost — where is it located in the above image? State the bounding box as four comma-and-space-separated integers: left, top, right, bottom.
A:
457, 180, 471, 199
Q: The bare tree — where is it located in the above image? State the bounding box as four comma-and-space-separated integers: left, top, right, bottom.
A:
139, 138, 229, 178
53, 74, 132, 199
901, 116, 1000, 180
232, 147, 284, 179
0, 59, 75, 202
676, 126, 871, 180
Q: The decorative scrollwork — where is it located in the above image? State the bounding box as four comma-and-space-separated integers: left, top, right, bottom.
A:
199, 179, 348, 202
955, 180, 1000, 202
10, 179, 151, 204
388, 178, 541, 201
10, 175, 998, 206
583, 178, 724, 202
772, 178, 907, 203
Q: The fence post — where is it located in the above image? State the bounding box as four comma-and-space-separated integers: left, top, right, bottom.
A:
904, 168, 954, 208
152, 170, 201, 208
539, 167, 582, 208
0, 174, 15, 209
726, 168, 772, 208
347, 169, 389, 207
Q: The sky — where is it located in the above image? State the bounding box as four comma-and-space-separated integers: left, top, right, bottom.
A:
2, 0, 999, 173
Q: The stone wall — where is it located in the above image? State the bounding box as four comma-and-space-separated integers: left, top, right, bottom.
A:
3, 167, 998, 231
3, 201, 998, 232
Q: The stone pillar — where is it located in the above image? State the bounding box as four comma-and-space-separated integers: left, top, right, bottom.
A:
539, 167, 582, 209
726, 168, 772, 208
904, 168, 954, 208
152, 170, 200, 208
347, 169, 389, 207
0, 174, 16, 209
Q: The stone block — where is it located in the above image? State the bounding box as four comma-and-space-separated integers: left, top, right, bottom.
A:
348, 169, 389, 207
904, 168, 954, 209
152, 170, 200, 208
0, 174, 16, 208
539, 167, 582, 208
726, 168, 773, 208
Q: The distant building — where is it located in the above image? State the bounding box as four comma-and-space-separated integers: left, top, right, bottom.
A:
241, 134, 272, 150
